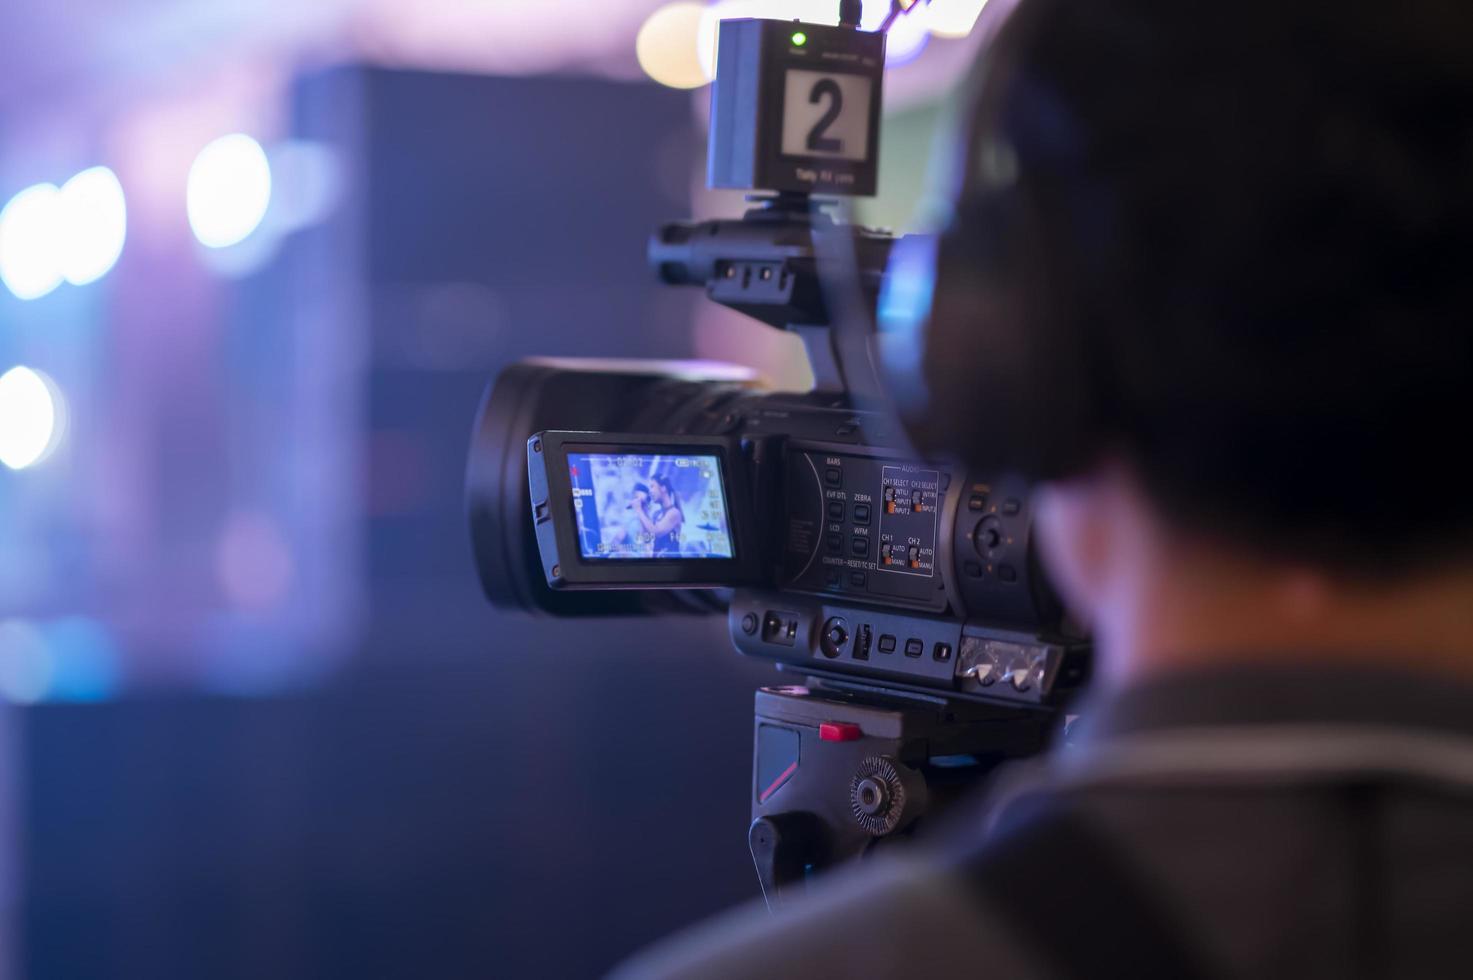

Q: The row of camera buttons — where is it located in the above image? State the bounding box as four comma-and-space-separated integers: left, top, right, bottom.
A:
826, 500, 870, 524
820, 617, 953, 664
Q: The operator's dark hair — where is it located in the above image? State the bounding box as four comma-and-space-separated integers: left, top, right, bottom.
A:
922, 0, 1473, 570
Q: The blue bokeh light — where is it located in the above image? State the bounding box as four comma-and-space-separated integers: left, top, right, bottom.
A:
876, 232, 940, 415
43, 617, 122, 702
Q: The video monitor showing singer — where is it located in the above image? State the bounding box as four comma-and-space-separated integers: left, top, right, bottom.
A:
566, 452, 735, 560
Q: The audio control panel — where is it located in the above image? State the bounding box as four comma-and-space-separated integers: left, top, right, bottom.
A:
780, 450, 949, 612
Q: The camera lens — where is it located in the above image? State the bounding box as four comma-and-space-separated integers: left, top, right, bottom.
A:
466, 359, 752, 616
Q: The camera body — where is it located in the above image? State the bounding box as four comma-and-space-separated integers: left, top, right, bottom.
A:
524, 408, 1084, 709
468, 18, 1088, 712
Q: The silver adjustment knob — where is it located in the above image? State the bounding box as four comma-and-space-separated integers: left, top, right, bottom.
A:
962, 662, 995, 685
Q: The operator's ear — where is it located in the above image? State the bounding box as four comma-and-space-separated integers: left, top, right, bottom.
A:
1033, 461, 1137, 629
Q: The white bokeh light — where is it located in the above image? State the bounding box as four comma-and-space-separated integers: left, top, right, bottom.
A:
883, 10, 932, 63
926, 0, 991, 37
638, 2, 711, 90
187, 134, 273, 249
0, 183, 66, 301
59, 166, 128, 286
0, 168, 128, 298
0, 366, 63, 470
860, 0, 932, 63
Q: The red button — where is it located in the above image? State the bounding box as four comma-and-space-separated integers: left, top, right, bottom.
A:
819, 722, 863, 742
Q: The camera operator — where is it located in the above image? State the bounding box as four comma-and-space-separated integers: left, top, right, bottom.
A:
614, 0, 1473, 976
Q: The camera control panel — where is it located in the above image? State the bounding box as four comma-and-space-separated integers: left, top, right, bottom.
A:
781, 450, 949, 611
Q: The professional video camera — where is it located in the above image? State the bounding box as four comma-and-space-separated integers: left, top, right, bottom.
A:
467, 3, 1090, 909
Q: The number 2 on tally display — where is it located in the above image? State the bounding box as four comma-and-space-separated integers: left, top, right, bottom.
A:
807, 78, 844, 153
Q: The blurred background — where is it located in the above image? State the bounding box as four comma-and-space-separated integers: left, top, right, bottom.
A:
0, 1, 988, 976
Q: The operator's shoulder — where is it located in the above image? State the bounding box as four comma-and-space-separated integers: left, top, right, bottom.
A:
607, 853, 1045, 980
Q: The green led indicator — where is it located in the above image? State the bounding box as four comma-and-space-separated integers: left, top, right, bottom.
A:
792, 31, 807, 46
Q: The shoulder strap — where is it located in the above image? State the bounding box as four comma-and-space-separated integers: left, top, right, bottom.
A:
955, 802, 1214, 980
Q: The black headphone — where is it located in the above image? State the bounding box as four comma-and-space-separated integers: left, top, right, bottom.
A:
881, 0, 1104, 482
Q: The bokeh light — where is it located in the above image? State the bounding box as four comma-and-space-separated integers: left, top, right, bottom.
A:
860, 0, 932, 63
0, 168, 128, 298
637, 2, 711, 90
59, 166, 128, 286
883, 12, 931, 63
926, 0, 990, 38
268, 140, 345, 235
0, 619, 53, 704
43, 617, 122, 702
877, 230, 939, 414
216, 511, 296, 612
187, 134, 273, 249
0, 183, 66, 301
0, 366, 64, 470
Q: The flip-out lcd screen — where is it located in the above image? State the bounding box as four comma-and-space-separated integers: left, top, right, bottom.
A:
566, 452, 735, 560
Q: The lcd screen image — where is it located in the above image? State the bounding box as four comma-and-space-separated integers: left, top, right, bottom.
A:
567, 452, 735, 560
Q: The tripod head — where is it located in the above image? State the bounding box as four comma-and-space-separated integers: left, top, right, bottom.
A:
748, 682, 1053, 910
